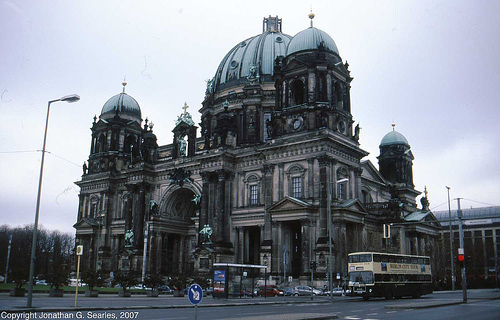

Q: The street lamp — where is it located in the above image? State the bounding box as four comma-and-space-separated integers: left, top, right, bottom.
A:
27, 94, 80, 308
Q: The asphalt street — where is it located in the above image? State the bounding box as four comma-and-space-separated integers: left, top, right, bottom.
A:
1, 289, 499, 320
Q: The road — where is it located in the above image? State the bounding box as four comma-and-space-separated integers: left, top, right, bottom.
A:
1, 290, 499, 320
30, 298, 498, 320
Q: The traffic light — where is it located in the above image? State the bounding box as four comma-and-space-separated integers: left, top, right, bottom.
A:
310, 260, 317, 271
457, 254, 465, 268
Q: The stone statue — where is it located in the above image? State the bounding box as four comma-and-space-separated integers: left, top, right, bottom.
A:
205, 78, 214, 96
354, 124, 360, 141
199, 224, 213, 244
125, 230, 134, 247
266, 118, 273, 138
178, 136, 187, 156
83, 162, 88, 175
192, 194, 201, 205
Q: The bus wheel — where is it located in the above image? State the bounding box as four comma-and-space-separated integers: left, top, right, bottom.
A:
385, 288, 394, 300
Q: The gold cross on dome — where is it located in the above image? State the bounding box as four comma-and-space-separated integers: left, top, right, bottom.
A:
182, 102, 189, 114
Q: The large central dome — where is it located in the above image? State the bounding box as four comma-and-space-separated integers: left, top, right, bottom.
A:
212, 16, 292, 93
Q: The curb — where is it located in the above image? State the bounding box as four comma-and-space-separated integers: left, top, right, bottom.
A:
3, 298, 331, 313
385, 301, 463, 309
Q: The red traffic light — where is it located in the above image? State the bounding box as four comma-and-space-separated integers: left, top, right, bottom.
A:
458, 254, 464, 262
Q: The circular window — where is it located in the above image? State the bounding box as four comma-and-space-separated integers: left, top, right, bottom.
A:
276, 36, 283, 43
230, 60, 239, 69
240, 41, 247, 47
293, 118, 302, 130
337, 121, 346, 133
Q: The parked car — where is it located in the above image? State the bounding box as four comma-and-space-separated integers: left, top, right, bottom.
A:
36, 279, 48, 286
258, 285, 283, 297
292, 286, 321, 296
282, 287, 294, 296
324, 287, 351, 296
158, 285, 173, 294
204, 287, 213, 296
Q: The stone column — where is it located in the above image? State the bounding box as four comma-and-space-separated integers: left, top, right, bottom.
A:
216, 170, 226, 243
263, 165, 274, 240
199, 173, 209, 245
326, 73, 333, 104
318, 156, 332, 239
307, 158, 314, 200
302, 220, 310, 274
278, 164, 284, 200
224, 173, 233, 243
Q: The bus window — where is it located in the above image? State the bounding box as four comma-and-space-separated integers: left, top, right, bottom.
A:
389, 256, 397, 263
359, 254, 372, 262
418, 258, 424, 265
349, 254, 372, 263
404, 257, 411, 264
349, 271, 373, 284
411, 257, 418, 264
373, 254, 381, 262
424, 258, 430, 265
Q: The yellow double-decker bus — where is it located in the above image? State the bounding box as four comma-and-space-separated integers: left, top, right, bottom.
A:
348, 252, 432, 300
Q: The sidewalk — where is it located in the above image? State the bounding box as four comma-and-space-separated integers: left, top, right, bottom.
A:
0, 294, 332, 313
385, 288, 500, 309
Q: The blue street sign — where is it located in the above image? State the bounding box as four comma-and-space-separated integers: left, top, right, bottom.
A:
188, 284, 203, 305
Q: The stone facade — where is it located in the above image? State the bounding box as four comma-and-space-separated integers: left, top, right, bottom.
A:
74, 16, 441, 283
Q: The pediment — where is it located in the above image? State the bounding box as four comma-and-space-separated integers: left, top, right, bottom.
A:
361, 160, 386, 185
335, 198, 368, 214
268, 196, 313, 213
73, 217, 98, 229
404, 211, 442, 228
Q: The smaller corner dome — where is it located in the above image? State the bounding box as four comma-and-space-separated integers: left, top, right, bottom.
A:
100, 92, 142, 122
380, 130, 410, 147
287, 27, 339, 56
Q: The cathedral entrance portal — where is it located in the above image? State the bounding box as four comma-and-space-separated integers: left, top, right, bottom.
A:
152, 187, 200, 275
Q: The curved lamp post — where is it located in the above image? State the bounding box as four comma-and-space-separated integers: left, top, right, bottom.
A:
27, 94, 80, 308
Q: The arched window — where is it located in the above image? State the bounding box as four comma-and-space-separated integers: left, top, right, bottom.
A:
336, 167, 349, 200
290, 80, 305, 106
244, 174, 261, 206
286, 165, 306, 199
89, 196, 100, 218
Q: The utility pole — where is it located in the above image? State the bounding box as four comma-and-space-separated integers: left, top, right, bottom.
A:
446, 186, 455, 290
457, 198, 467, 302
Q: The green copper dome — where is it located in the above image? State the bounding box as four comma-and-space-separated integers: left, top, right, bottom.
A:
211, 16, 292, 92
380, 130, 410, 147
287, 27, 339, 56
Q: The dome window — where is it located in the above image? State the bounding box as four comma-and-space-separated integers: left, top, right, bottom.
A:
230, 60, 239, 69
240, 41, 247, 47
276, 36, 283, 43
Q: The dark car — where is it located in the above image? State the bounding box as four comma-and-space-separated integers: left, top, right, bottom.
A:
158, 285, 173, 294
258, 285, 283, 297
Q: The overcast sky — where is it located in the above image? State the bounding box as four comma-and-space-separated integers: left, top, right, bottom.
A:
1, 0, 499, 234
